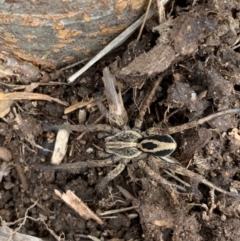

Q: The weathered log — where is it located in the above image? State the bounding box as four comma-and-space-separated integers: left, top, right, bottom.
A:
0, 0, 148, 82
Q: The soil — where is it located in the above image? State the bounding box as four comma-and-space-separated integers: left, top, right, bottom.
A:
1, 0, 240, 241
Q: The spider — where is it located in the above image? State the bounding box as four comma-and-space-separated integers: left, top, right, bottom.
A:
78, 124, 176, 191
41, 69, 240, 199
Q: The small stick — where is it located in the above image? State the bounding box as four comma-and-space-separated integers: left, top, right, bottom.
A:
136, 0, 153, 42
55, 190, 103, 225
64, 97, 95, 114
15, 158, 29, 191
68, 10, 154, 83
134, 76, 163, 129
116, 185, 139, 202
99, 206, 139, 216
60, 58, 89, 71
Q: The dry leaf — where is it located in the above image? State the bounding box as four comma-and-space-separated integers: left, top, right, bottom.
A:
0, 92, 68, 106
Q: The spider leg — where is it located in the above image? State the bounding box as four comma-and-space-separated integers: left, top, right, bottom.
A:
96, 159, 130, 191
35, 156, 122, 172
146, 108, 240, 135
151, 156, 240, 199
43, 123, 120, 134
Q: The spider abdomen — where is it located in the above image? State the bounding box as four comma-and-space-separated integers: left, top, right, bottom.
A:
138, 135, 177, 157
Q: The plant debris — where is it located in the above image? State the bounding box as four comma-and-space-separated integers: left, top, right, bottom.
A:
1, 0, 240, 240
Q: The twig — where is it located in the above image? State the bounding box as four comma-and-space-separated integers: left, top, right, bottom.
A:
99, 206, 139, 216
134, 76, 163, 129
136, 0, 153, 42
76, 234, 101, 241
68, 10, 154, 83
60, 58, 89, 71
163, 169, 190, 188
14, 157, 29, 191
64, 97, 95, 114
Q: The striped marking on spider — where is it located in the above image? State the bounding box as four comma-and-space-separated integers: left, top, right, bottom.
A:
105, 130, 176, 158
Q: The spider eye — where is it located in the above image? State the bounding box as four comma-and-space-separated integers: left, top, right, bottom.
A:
138, 135, 177, 157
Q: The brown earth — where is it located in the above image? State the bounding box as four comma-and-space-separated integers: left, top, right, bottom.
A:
1, 0, 240, 241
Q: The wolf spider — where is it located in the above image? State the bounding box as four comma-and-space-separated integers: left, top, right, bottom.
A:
42, 73, 240, 199
74, 123, 176, 191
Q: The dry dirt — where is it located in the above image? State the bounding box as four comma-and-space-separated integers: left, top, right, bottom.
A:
1, 0, 240, 241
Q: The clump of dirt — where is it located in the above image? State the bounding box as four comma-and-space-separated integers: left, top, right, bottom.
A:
1, 0, 240, 240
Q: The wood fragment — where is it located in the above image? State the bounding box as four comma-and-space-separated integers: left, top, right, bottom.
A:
15, 158, 29, 191
51, 129, 70, 165
64, 98, 95, 114
157, 0, 166, 23
102, 67, 128, 126
116, 185, 137, 202
134, 76, 162, 129
55, 190, 103, 225
99, 206, 139, 216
